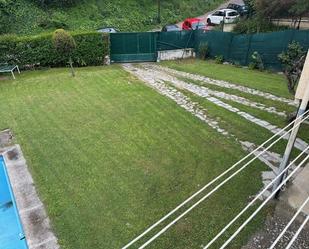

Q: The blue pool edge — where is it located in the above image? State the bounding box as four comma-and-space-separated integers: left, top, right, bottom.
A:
0, 155, 29, 249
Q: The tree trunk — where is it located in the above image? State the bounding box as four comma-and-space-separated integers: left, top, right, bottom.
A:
69, 56, 75, 77
297, 17, 302, 30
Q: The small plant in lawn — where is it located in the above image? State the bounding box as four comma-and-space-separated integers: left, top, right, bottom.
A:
198, 42, 210, 60
52, 29, 76, 77
215, 55, 224, 64
278, 41, 306, 94
233, 61, 242, 68
249, 51, 264, 71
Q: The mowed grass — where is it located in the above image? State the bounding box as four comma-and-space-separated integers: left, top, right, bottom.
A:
161, 59, 292, 98
0, 65, 270, 248
161, 60, 309, 146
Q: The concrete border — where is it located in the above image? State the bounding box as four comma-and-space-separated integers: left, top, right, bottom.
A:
0, 143, 60, 249
157, 48, 195, 61
282, 163, 309, 215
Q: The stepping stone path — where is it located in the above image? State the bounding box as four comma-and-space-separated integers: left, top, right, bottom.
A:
143, 65, 287, 117
123, 64, 229, 136
124, 63, 309, 249
126, 64, 308, 152
150, 64, 297, 107
124, 63, 309, 201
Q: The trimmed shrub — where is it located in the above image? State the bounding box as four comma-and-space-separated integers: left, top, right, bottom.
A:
52, 29, 76, 76
198, 42, 210, 60
215, 55, 224, 64
53, 29, 76, 54
0, 31, 109, 69
249, 51, 264, 71
233, 17, 288, 34
278, 41, 306, 94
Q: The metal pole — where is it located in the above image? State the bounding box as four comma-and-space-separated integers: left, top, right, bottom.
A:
157, 0, 161, 23
273, 50, 309, 197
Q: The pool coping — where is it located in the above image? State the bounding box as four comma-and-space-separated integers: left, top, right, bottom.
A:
0, 144, 60, 249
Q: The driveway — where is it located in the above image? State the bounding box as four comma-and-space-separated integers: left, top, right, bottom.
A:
176, 0, 244, 27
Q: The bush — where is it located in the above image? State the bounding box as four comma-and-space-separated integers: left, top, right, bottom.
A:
38, 18, 68, 29
215, 55, 224, 64
278, 41, 306, 94
233, 17, 287, 34
198, 42, 210, 60
0, 31, 109, 69
52, 29, 76, 76
33, 0, 78, 7
249, 51, 264, 70
53, 29, 76, 54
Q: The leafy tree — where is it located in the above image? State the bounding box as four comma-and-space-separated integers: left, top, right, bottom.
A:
254, 0, 309, 20
255, 0, 295, 18
278, 41, 306, 94
0, 0, 11, 34
52, 29, 76, 77
290, 0, 309, 16
290, 0, 309, 28
243, 0, 255, 16
34, 0, 78, 7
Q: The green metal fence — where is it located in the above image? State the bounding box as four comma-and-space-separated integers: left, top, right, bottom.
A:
110, 32, 157, 63
110, 31, 195, 63
196, 29, 309, 70
157, 31, 195, 51
110, 29, 309, 69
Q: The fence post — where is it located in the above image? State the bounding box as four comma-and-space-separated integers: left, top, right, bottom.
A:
155, 32, 159, 62
245, 34, 253, 65
226, 33, 234, 62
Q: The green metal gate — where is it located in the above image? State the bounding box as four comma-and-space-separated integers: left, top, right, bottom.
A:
110, 32, 157, 63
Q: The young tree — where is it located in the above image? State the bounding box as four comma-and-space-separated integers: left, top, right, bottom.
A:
290, 0, 309, 16
52, 29, 76, 77
278, 41, 306, 94
290, 0, 309, 29
255, 0, 295, 19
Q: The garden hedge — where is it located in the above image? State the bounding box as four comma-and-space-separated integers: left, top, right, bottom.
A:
0, 31, 109, 69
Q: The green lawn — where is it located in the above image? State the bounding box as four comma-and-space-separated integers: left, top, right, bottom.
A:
161, 60, 309, 147
0, 64, 297, 248
161, 59, 292, 99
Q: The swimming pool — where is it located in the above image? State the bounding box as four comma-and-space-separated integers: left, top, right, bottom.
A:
0, 156, 28, 249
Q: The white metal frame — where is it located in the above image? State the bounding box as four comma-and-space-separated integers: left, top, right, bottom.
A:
0, 64, 20, 79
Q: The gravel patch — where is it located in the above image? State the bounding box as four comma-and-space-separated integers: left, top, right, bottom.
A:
242, 201, 309, 249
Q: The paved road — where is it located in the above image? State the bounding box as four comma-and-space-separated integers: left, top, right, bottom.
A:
176, 0, 244, 27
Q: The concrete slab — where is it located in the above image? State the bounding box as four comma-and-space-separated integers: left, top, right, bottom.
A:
0, 128, 13, 147
243, 200, 309, 249
282, 163, 309, 215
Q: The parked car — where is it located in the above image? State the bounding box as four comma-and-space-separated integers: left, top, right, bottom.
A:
97, 27, 118, 33
161, 24, 182, 32
227, 3, 249, 16
207, 9, 240, 25
182, 18, 207, 31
